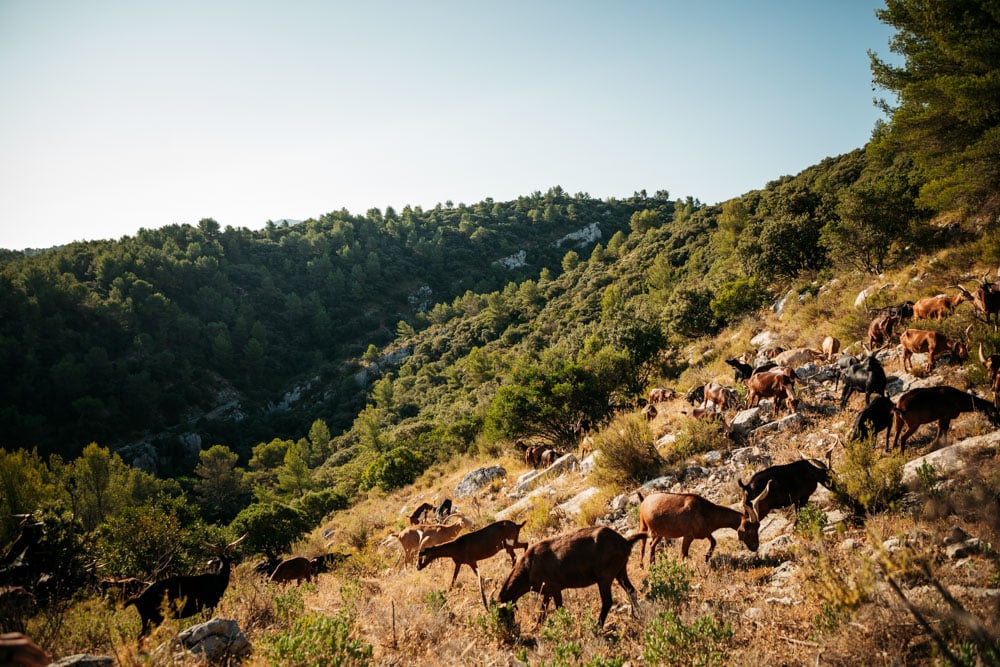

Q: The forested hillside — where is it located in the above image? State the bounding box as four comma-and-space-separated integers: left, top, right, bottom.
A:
0, 188, 663, 466
3, 1, 1000, 662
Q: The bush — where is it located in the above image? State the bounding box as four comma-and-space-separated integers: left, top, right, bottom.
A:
261, 611, 373, 667
643, 611, 733, 667
795, 502, 828, 540
591, 413, 664, 488
667, 418, 729, 465
642, 553, 693, 605
359, 446, 425, 492
830, 436, 905, 514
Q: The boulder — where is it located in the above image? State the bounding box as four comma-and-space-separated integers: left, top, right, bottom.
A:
455, 465, 507, 497
730, 408, 765, 438
557, 487, 602, 518
900, 431, 1000, 489
172, 618, 251, 665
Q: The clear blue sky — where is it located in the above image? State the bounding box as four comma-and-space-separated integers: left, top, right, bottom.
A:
0, 1, 896, 250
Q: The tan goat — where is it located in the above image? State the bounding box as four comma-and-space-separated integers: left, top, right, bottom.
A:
384, 514, 473, 567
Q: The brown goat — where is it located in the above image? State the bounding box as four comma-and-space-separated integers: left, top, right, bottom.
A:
701, 381, 737, 412
912, 293, 968, 320
269, 556, 313, 585
647, 387, 673, 404
960, 278, 1000, 329
385, 514, 472, 567
496, 526, 643, 629
773, 347, 823, 368
635, 485, 768, 565
408, 502, 435, 525
821, 335, 841, 361
745, 371, 798, 415
899, 328, 969, 373
868, 312, 899, 350
417, 520, 528, 607
892, 385, 1000, 452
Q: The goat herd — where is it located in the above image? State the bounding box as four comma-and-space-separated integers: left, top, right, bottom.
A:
91, 276, 1000, 638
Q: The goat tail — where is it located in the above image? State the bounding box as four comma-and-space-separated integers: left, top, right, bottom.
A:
626, 531, 648, 547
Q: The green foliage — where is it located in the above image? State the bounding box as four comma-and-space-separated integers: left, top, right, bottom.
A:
194, 444, 248, 524
358, 446, 424, 492
591, 414, 663, 488
831, 437, 905, 515
710, 276, 770, 323
667, 418, 729, 465
665, 287, 720, 338
642, 553, 693, 605
485, 360, 615, 447
871, 0, 1000, 212
230, 502, 309, 559
795, 502, 828, 540
262, 611, 373, 667
643, 611, 733, 667
93, 504, 186, 580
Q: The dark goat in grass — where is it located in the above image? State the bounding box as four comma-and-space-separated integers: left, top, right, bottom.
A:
497, 526, 643, 629
851, 395, 895, 451
892, 385, 1000, 452
737, 451, 832, 520
125, 534, 246, 637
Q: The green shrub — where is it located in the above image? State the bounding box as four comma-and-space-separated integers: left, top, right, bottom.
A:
642, 553, 693, 605
262, 611, 372, 667
795, 502, 828, 539
643, 611, 733, 667
591, 413, 664, 488
359, 446, 425, 492
667, 418, 728, 465
830, 436, 905, 514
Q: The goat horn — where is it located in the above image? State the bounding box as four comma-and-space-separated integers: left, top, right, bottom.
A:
751, 479, 772, 519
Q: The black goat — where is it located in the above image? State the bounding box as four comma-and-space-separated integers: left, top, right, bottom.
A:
125, 535, 246, 637
435, 498, 454, 523
839, 354, 887, 410
831, 354, 858, 391
850, 395, 894, 451
685, 385, 705, 406
725, 358, 754, 382
737, 453, 832, 520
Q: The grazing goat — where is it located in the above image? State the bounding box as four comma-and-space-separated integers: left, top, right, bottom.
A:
269, 556, 312, 585
408, 502, 435, 525
899, 328, 969, 373
641, 403, 658, 421
839, 354, 887, 410
309, 552, 349, 574
979, 343, 1000, 407
496, 526, 642, 629
385, 514, 473, 567
685, 385, 705, 406
539, 448, 565, 467
868, 312, 900, 350
125, 534, 246, 638
851, 395, 895, 451
701, 381, 737, 411
892, 386, 1000, 452
725, 358, 754, 382
912, 292, 968, 320
635, 487, 766, 565
958, 278, 1000, 329
745, 371, 798, 415
737, 453, 832, 520
773, 347, 823, 368
417, 520, 528, 607
821, 336, 841, 361
647, 387, 673, 404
